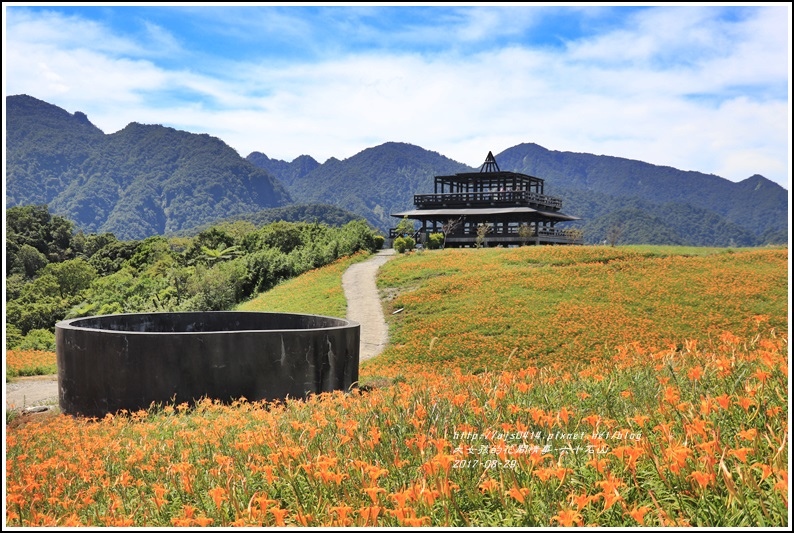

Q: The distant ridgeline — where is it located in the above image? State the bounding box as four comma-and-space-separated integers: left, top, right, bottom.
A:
250, 142, 787, 247
6, 95, 292, 240
169, 204, 365, 238
7, 94, 788, 246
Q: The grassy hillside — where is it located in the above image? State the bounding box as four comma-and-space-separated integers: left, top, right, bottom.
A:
6, 245, 788, 526
236, 251, 373, 317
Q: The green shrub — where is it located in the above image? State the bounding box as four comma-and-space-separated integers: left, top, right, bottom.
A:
393, 236, 408, 254
5, 323, 23, 348
394, 236, 416, 253
183, 259, 249, 311
16, 329, 56, 352
427, 233, 444, 250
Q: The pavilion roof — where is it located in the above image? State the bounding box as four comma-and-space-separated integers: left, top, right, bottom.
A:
391, 206, 580, 221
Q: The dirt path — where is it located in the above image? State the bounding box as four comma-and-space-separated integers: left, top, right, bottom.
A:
342, 248, 396, 361
5, 249, 397, 412
5, 374, 59, 412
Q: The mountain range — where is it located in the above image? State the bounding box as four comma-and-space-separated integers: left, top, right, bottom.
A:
248, 143, 787, 246
5, 94, 789, 246
6, 95, 291, 240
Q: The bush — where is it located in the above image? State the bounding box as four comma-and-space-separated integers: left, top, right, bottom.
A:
393, 237, 407, 254
337, 220, 378, 255
16, 329, 56, 352
373, 234, 385, 250
252, 221, 305, 254
427, 233, 444, 250
394, 236, 415, 254
183, 259, 249, 311
5, 323, 23, 348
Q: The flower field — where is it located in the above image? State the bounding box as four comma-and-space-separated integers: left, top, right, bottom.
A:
5, 245, 789, 527
5, 350, 57, 379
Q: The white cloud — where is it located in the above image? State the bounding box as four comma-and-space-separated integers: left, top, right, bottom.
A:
4, 5, 790, 187
7, 8, 154, 57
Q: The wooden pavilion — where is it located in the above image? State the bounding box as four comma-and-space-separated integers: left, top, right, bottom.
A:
390, 151, 582, 247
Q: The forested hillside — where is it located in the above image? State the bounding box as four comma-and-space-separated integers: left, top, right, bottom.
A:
172, 204, 365, 237
5, 204, 383, 351
6, 95, 292, 240
248, 142, 473, 232
8, 94, 787, 246
251, 142, 787, 246
246, 152, 321, 188
6, 95, 105, 207
497, 143, 788, 243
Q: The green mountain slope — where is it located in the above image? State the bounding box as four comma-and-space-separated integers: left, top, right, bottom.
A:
6, 95, 292, 240
560, 189, 760, 246
496, 143, 787, 240
253, 141, 787, 245
8, 95, 787, 246
246, 152, 320, 189
6, 95, 105, 207
249, 142, 474, 231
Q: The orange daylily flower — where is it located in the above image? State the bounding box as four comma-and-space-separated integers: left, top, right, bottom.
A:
506, 486, 530, 504
552, 508, 583, 527
627, 505, 650, 525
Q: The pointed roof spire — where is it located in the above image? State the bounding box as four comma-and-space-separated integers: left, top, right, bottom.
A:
479, 151, 500, 173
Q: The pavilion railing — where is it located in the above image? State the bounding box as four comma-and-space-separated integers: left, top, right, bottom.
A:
414, 190, 563, 210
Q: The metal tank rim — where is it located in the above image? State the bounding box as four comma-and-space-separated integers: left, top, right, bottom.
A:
55, 311, 360, 334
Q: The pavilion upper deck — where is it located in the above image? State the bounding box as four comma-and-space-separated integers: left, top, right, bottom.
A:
414, 189, 563, 211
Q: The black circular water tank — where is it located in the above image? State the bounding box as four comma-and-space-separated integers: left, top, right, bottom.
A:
55, 311, 360, 417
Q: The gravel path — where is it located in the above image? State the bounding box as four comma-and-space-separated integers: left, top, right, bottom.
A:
5, 249, 397, 412
5, 374, 59, 412
342, 248, 396, 361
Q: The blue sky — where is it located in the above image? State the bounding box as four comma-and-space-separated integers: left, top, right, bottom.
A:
3, 3, 791, 188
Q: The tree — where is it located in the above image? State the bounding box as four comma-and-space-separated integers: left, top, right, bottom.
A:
184, 228, 236, 265
606, 224, 624, 247
16, 244, 48, 278
200, 245, 241, 262
518, 224, 534, 246
440, 218, 462, 249
5, 274, 74, 334
88, 239, 139, 275
395, 216, 415, 237
250, 221, 304, 254
5, 204, 76, 265
40, 258, 97, 298
183, 260, 248, 311
475, 223, 492, 248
